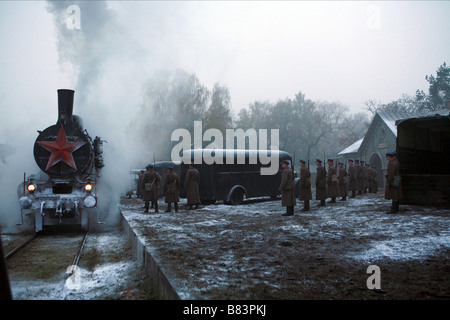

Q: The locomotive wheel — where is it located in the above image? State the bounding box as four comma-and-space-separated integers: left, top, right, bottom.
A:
230, 188, 245, 205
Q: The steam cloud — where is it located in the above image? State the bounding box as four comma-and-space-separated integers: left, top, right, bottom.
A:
0, 1, 146, 230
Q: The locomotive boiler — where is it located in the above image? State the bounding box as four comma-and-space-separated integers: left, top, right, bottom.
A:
19, 89, 105, 231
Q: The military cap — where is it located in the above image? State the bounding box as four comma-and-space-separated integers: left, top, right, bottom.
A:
299, 158, 307, 164
146, 164, 154, 168
371, 164, 376, 168
315, 159, 322, 163
338, 161, 343, 165
354, 159, 360, 162
348, 159, 354, 162
327, 158, 334, 162
386, 151, 397, 156
281, 160, 290, 165
167, 166, 173, 169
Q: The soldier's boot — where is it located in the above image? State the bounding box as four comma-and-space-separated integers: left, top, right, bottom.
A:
301, 200, 310, 212
318, 200, 325, 207
165, 203, 171, 213
154, 201, 159, 213
342, 196, 347, 201
188, 205, 193, 210
282, 206, 294, 216
351, 190, 356, 198
393, 201, 399, 213
328, 198, 336, 203
174, 203, 179, 213
386, 200, 397, 214
144, 201, 149, 213
195, 203, 199, 209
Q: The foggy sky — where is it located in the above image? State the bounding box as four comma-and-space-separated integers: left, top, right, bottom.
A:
0, 1, 449, 226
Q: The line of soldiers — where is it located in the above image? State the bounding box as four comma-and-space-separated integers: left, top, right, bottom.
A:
137, 163, 201, 213
280, 151, 402, 216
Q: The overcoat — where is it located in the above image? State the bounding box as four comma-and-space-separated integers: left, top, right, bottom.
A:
348, 164, 357, 191
338, 167, 348, 197
363, 165, 369, 189
164, 171, 180, 203
279, 167, 296, 206
368, 168, 375, 191
326, 166, 339, 198
136, 172, 144, 197
315, 165, 328, 200
184, 168, 201, 204
385, 158, 403, 200
372, 170, 378, 191
299, 166, 312, 201
356, 164, 364, 191
142, 170, 161, 202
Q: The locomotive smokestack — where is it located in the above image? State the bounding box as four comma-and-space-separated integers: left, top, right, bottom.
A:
57, 89, 75, 125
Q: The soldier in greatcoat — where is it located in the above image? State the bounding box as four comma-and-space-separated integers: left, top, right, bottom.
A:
298, 159, 312, 211
347, 159, 357, 198
355, 159, 364, 195
338, 161, 348, 201
279, 160, 296, 216
136, 170, 144, 198
385, 151, 403, 214
326, 159, 339, 203
142, 164, 161, 213
184, 163, 201, 210
361, 160, 368, 193
371, 164, 378, 193
315, 159, 327, 206
163, 166, 180, 213
368, 164, 374, 193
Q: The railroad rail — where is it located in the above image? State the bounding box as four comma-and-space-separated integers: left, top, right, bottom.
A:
5, 233, 39, 260
68, 231, 88, 276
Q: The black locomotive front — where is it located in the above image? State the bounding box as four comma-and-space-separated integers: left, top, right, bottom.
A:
19, 89, 104, 231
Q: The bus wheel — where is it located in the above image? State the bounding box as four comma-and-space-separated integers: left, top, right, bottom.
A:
230, 188, 245, 205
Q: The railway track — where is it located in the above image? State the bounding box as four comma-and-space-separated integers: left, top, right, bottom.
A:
5, 233, 39, 260
5, 230, 89, 287
4, 229, 150, 300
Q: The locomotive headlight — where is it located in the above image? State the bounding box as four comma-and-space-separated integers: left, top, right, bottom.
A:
84, 195, 96, 208
27, 184, 36, 192
84, 183, 93, 192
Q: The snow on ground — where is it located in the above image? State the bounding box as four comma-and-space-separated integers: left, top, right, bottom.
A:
6, 231, 150, 300
120, 193, 450, 299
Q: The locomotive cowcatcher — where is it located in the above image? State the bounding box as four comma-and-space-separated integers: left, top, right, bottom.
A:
19, 89, 105, 231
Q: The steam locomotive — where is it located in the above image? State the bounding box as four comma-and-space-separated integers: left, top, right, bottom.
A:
19, 89, 105, 231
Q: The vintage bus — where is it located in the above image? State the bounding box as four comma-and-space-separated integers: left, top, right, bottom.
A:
176, 149, 293, 204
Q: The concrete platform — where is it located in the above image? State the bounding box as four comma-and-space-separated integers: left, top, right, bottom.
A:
119, 194, 450, 300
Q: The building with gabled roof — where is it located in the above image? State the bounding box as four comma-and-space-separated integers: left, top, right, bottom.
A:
338, 111, 419, 189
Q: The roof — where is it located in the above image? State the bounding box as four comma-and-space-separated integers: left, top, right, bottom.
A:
377, 111, 418, 136
337, 138, 363, 155
395, 108, 450, 126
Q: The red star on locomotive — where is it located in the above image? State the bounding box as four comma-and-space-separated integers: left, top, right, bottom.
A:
36, 125, 86, 171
